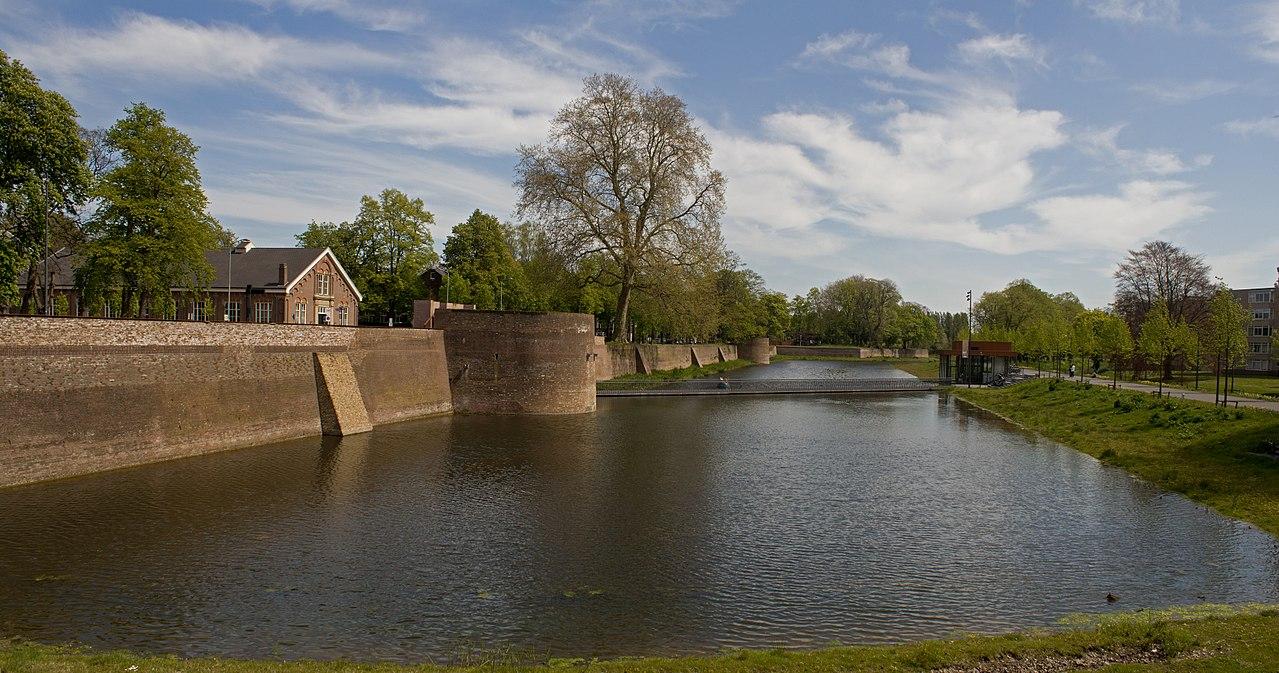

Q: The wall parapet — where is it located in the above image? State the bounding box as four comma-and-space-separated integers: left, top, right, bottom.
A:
0, 316, 451, 488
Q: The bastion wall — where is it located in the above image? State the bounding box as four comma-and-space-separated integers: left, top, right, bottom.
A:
433, 309, 597, 415
0, 317, 451, 488
604, 342, 740, 376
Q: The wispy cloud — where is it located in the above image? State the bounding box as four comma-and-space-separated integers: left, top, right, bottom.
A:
1077, 124, 1211, 174
1224, 116, 1279, 138
957, 33, 1047, 67
1247, 1, 1279, 63
10, 12, 397, 82
244, 0, 427, 32
1131, 78, 1237, 103
1075, 0, 1180, 24
796, 30, 940, 83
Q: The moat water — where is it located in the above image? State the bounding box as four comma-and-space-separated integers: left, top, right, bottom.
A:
1, 360, 1277, 662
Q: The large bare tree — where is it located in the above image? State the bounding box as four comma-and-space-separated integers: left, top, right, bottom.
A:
516, 73, 726, 341
1113, 240, 1214, 328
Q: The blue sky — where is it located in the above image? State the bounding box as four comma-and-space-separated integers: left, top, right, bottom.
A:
2, 0, 1277, 311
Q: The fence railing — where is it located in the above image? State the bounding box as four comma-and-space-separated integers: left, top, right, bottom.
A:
597, 377, 946, 396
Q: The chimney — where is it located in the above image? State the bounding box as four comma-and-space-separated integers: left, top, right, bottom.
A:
278, 263, 288, 285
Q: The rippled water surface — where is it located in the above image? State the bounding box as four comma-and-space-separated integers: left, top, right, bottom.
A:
1, 360, 1276, 662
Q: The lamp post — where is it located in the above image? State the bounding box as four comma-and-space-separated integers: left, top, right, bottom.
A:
227, 239, 251, 321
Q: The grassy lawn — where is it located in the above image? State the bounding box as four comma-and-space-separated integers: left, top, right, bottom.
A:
954, 379, 1279, 536
4, 606, 1278, 672
607, 359, 754, 383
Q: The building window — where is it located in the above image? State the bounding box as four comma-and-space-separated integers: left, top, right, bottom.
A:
1255, 308, 1273, 320
316, 306, 331, 325
1251, 342, 1271, 354
226, 301, 240, 322
336, 306, 349, 325
1254, 291, 1273, 303
293, 301, 307, 324
316, 272, 332, 297
191, 299, 209, 321
1247, 359, 1270, 371
255, 301, 272, 323
1251, 326, 1272, 337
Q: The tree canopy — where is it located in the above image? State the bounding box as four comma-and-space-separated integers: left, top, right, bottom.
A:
442, 210, 528, 310
77, 103, 221, 318
0, 49, 89, 310
297, 188, 436, 324
516, 73, 726, 342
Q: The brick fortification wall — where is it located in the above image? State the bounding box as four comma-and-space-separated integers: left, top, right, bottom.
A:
434, 309, 596, 414
604, 342, 741, 376
738, 337, 771, 365
0, 317, 451, 488
774, 345, 930, 358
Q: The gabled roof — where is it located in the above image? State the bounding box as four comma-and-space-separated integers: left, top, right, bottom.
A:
30, 246, 363, 301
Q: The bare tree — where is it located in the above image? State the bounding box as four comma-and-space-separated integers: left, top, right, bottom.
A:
1114, 240, 1214, 327
516, 73, 726, 342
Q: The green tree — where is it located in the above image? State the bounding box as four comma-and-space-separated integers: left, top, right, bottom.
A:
760, 291, 791, 341
516, 74, 726, 342
1202, 288, 1250, 405
298, 188, 436, 324
0, 49, 89, 311
890, 302, 939, 349
1070, 310, 1104, 381
77, 103, 220, 317
442, 210, 528, 310
1093, 311, 1134, 389
1138, 300, 1195, 396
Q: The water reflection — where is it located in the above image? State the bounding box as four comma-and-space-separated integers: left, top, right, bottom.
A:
0, 361, 1276, 662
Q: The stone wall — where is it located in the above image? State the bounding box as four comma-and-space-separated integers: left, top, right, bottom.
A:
434, 309, 596, 415
774, 345, 931, 358
738, 337, 771, 365
0, 317, 451, 488
603, 342, 740, 377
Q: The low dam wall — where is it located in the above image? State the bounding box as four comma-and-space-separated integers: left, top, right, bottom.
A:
434, 309, 596, 415
775, 345, 930, 358
605, 342, 740, 376
0, 317, 451, 488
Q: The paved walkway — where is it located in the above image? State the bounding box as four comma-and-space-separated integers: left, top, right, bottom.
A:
1036, 371, 1279, 413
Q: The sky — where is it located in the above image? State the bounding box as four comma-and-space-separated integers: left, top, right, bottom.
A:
2, 0, 1277, 312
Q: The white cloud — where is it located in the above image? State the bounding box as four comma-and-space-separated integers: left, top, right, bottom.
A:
1076, 0, 1180, 24
245, 0, 426, 32
1224, 116, 1279, 138
1131, 78, 1237, 103
10, 13, 396, 82
1077, 124, 1211, 174
712, 98, 1073, 255
1248, 1, 1279, 62
797, 30, 939, 82
957, 34, 1046, 66
1026, 180, 1211, 250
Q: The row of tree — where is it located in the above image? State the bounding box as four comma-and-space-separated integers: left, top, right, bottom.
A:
968, 240, 1267, 398
1, 49, 235, 318
787, 277, 949, 349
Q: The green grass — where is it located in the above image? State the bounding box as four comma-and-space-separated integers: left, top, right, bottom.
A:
4, 606, 1279, 671
954, 379, 1279, 536
772, 355, 940, 380
1142, 373, 1279, 401
608, 359, 754, 382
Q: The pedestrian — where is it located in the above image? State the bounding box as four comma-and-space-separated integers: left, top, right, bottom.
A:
1069, 363, 1076, 378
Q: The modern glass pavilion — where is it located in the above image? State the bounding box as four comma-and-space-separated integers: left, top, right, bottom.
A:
937, 340, 1017, 384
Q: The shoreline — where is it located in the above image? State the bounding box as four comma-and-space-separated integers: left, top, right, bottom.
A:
3, 605, 1278, 671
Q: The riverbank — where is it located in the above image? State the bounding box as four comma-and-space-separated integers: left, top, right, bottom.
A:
4, 605, 1277, 671
953, 379, 1279, 536
773, 354, 939, 380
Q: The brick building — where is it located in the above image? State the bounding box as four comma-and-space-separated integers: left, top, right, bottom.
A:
28, 242, 362, 325
1232, 268, 1277, 373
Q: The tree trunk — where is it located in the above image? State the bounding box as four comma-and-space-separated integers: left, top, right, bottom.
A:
611, 272, 634, 342
19, 261, 38, 314
121, 285, 135, 319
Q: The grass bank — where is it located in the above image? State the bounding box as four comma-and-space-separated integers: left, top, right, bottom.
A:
1135, 373, 1279, 401
954, 379, 1279, 536
773, 354, 939, 380
608, 358, 753, 382
4, 606, 1278, 672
